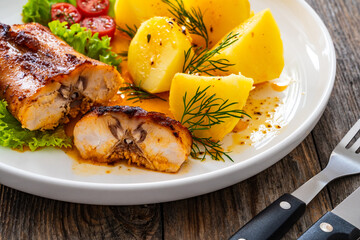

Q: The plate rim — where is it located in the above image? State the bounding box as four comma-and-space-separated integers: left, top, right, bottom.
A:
0, 0, 336, 204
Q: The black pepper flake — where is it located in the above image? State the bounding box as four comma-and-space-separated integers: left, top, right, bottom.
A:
45, 52, 53, 58
3, 84, 9, 95
18, 95, 25, 101
151, 61, 154, 65
66, 53, 80, 65
181, 26, 186, 35
147, 34, 151, 43
210, 26, 213, 32
254, 111, 262, 115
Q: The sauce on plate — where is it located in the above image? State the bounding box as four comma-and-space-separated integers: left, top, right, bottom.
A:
65, 33, 290, 175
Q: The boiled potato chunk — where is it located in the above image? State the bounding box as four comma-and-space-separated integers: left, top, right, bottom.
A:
114, 0, 169, 30
128, 17, 193, 93
183, 0, 250, 48
211, 9, 284, 84
169, 73, 253, 141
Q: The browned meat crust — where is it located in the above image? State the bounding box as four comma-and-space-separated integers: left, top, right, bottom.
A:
74, 106, 193, 172
0, 22, 122, 130
92, 105, 191, 137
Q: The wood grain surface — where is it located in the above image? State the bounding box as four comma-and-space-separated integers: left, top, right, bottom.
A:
0, 0, 359, 239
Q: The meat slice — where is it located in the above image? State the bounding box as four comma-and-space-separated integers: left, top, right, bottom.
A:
0, 22, 122, 130
73, 106, 193, 173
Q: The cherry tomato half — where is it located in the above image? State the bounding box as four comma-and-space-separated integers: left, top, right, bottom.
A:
76, 0, 109, 17
51, 3, 82, 24
81, 15, 116, 38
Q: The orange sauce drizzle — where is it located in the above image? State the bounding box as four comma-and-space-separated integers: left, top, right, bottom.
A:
227, 82, 285, 152
67, 33, 288, 175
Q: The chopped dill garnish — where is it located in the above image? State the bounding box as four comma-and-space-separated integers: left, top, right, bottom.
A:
191, 136, 231, 162
162, 0, 209, 48
117, 1, 243, 161
118, 51, 128, 57
180, 85, 250, 161
117, 24, 138, 38
120, 83, 167, 103
183, 32, 239, 75
118, 51, 128, 60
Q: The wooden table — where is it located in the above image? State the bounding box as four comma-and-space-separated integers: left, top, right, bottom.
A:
1, 0, 359, 239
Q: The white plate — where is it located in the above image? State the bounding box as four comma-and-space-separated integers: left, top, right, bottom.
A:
0, 0, 335, 205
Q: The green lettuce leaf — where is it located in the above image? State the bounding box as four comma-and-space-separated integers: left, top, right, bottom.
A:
22, 0, 51, 25
0, 100, 72, 151
22, 0, 77, 26
52, 0, 77, 6
108, 0, 116, 18
48, 20, 121, 68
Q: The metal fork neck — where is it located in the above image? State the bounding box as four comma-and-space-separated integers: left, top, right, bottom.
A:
292, 152, 360, 205
291, 169, 333, 205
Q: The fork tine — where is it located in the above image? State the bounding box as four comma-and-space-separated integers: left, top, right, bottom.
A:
338, 119, 360, 148
350, 136, 360, 152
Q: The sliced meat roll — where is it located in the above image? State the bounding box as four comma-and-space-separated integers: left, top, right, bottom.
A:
0, 22, 122, 130
73, 106, 193, 173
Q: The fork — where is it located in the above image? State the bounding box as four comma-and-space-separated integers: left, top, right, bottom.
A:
229, 119, 360, 240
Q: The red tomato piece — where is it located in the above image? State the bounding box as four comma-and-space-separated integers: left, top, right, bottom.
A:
51, 3, 82, 24
81, 15, 116, 38
76, 0, 109, 17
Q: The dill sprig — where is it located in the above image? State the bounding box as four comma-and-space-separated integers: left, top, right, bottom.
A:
118, 51, 128, 57
162, 0, 209, 48
183, 32, 239, 75
120, 83, 167, 103
118, 51, 128, 60
180, 86, 250, 161
191, 136, 231, 162
117, 24, 138, 38
62, 13, 75, 25
180, 85, 249, 131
